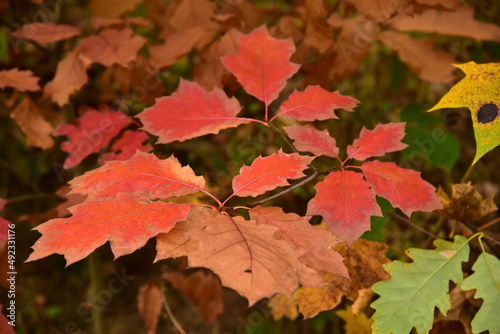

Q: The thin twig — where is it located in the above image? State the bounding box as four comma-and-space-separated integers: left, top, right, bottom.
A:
478, 216, 500, 231
390, 212, 440, 240
250, 172, 319, 205
159, 280, 187, 334
459, 220, 500, 258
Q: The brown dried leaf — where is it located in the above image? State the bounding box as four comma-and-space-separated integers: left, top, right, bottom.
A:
81, 28, 146, 67
185, 209, 325, 306
293, 271, 348, 319
10, 96, 54, 149
344, 0, 413, 23
293, 239, 390, 318
103, 54, 166, 106
43, 47, 90, 106
0, 68, 40, 92
137, 281, 163, 334
379, 31, 456, 83
432, 286, 474, 334
303, 0, 333, 53
304, 16, 375, 86
149, 27, 205, 69
437, 182, 498, 221
165, 270, 223, 323
13, 23, 81, 43
194, 28, 241, 90
90, 0, 143, 18
390, 7, 500, 42
155, 206, 209, 261
414, 0, 460, 9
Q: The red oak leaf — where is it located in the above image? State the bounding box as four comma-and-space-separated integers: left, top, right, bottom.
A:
229, 151, 314, 199
0, 68, 40, 92
81, 28, 146, 67
249, 206, 348, 277
99, 130, 152, 163
273, 85, 359, 122
361, 161, 442, 217
54, 107, 133, 168
221, 25, 300, 112
284, 124, 339, 158
26, 194, 192, 266
43, 46, 90, 106
138, 79, 249, 143
185, 209, 326, 305
13, 23, 81, 43
69, 150, 206, 201
307, 170, 382, 245
347, 122, 408, 161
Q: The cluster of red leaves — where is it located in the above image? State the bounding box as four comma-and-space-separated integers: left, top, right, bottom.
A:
25, 26, 442, 307
3, 0, 499, 155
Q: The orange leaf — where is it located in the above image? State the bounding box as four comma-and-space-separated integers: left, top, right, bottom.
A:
81, 28, 146, 67
42, 47, 90, 106
222, 25, 300, 111
347, 122, 407, 160
69, 151, 206, 201
139, 79, 249, 143
361, 160, 442, 217
186, 211, 325, 305
10, 96, 54, 149
26, 195, 192, 266
307, 170, 382, 245
13, 23, 81, 43
284, 124, 339, 158
230, 151, 314, 199
0, 68, 40, 92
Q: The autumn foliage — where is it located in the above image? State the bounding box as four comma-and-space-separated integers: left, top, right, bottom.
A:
1, 0, 500, 333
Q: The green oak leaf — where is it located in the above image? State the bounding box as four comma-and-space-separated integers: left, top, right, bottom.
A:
371, 236, 470, 334
428, 62, 500, 164
461, 251, 500, 334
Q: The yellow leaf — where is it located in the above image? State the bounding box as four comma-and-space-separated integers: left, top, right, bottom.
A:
428, 62, 500, 164
336, 305, 373, 334
268, 294, 299, 321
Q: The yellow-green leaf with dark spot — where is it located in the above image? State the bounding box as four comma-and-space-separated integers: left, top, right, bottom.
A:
428, 62, 500, 164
